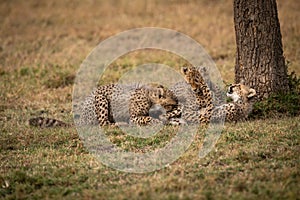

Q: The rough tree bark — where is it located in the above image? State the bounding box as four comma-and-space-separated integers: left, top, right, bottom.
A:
234, 0, 289, 100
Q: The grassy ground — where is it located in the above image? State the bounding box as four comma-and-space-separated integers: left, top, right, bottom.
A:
0, 0, 299, 199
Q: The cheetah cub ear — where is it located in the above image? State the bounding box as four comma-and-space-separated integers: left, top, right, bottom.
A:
247, 88, 256, 99
181, 66, 189, 74
157, 87, 165, 99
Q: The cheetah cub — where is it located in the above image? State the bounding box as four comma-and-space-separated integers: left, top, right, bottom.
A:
29, 83, 178, 127
211, 83, 256, 122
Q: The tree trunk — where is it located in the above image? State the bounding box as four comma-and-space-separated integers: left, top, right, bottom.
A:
234, 0, 289, 100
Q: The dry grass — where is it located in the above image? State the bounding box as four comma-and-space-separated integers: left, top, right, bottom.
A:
0, 0, 299, 199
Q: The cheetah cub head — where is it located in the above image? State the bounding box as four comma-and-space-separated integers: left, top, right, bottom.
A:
181, 66, 206, 91
147, 84, 178, 112
227, 83, 256, 103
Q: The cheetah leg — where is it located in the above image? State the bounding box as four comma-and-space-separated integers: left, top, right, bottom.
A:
130, 116, 161, 126
129, 103, 162, 125
199, 104, 214, 124
162, 105, 182, 120
94, 95, 113, 126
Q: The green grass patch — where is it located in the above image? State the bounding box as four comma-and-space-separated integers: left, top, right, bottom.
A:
250, 69, 300, 119
1, 117, 299, 199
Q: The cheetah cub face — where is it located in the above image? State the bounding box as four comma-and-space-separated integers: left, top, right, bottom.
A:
181, 66, 206, 91
227, 84, 256, 103
147, 84, 178, 112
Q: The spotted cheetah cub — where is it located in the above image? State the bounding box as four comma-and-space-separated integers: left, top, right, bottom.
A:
29, 83, 178, 127
211, 83, 256, 122
168, 66, 256, 124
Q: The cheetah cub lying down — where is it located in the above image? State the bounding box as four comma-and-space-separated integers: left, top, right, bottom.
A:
211, 83, 256, 122
29, 83, 179, 127
168, 66, 257, 124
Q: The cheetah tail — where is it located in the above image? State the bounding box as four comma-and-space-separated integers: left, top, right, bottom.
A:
29, 117, 70, 128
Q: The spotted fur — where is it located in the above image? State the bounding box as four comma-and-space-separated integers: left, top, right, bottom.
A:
29, 83, 178, 127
